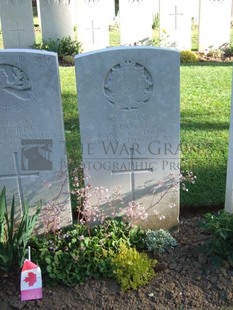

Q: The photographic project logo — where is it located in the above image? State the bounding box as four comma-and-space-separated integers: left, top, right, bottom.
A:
21, 139, 53, 171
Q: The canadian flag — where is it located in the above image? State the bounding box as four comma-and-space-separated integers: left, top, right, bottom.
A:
20, 259, 42, 301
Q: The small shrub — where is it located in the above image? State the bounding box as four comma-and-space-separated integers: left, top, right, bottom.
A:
180, 50, 199, 63
145, 229, 177, 254
222, 46, 233, 59
200, 210, 233, 264
32, 36, 82, 63
112, 242, 157, 291
58, 36, 82, 57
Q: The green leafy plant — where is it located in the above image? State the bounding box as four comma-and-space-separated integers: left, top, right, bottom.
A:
30, 218, 128, 286
30, 217, 148, 286
112, 242, 157, 291
129, 225, 147, 249
32, 36, 82, 64
199, 210, 233, 264
180, 50, 199, 63
0, 187, 41, 273
222, 45, 233, 59
145, 229, 177, 254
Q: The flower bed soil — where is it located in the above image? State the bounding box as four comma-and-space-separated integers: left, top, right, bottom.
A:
1, 206, 233, 310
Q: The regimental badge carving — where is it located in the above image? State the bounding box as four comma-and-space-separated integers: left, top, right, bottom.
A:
103, 60, 153, 111
0, 64, 36, 114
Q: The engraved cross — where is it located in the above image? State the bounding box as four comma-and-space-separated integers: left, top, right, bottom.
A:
86, 20, 100, 44
111, 148, 153, 201
0, 152, 39, 213
169, 6, 183, 30
10, 22, 25, 46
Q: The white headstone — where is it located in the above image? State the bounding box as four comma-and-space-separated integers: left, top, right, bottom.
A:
199, 0, 232, 52
119, 0, 153, 46
225, 74, 233, 213
75, 47, 180, 230
0, 49, 72, 232
0, 0, 35, 48
191, 0, 199, 24
76, 0, 110, 52
106, 0, 115, 24
159, 0, 192, 50
37, 0, 75, 41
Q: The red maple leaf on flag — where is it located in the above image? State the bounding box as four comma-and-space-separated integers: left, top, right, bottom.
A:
24, 272, 37, 287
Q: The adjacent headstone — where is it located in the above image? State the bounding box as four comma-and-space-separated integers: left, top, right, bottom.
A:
0, 50, 72, 232
199, 0, 232, 52
190, 0, 199, 24
119, 0, 153, 46
76, 0, 110, 52
106, 0, 115, 25
37, 0, 75, 41
225, 74, 233, 213
159, 0, 192, 50
0, 0, 35, 48
75, 47, 180, 230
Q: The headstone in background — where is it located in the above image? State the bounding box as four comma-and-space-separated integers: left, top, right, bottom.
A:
159, 0, 192, 50
199, 0, 232, 52
76, 0, 110, 52
106, 0, 115, 25
231, 0, 233, 23
190, 0, 199, 25
37, 0, 75, 41
36, 0, 42, 29
225, 73, 233, 214
119, 0, 153, 46
75, 47, 180, 230
0, 0, 35, 48
0, 50, 72, 232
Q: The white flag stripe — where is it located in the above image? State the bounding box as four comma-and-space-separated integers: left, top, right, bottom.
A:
20, 268, 42, 291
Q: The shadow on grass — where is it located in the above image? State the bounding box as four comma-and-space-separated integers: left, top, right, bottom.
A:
64, 117, 80, 131
180, 164, 227, 209
181, 61, 233, 67
180, 120, 230, 131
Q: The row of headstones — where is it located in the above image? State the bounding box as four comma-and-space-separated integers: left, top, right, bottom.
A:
1, 47, 233, 234
0, 0, 232, 52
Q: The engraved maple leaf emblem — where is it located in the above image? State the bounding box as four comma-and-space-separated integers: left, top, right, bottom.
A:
24, 272, 37, 287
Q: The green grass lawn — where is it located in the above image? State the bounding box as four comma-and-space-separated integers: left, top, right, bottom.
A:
180, 63, 232, 208
59, 63, 233, 210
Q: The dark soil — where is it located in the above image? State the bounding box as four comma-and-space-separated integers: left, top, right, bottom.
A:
1, 207, 233, 310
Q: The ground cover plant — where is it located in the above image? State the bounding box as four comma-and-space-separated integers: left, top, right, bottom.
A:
200, 210, 233, 265
29, 217, 161, 290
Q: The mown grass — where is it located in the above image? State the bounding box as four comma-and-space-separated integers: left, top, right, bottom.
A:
59, 63, 233, 209
180, 63, 232, 207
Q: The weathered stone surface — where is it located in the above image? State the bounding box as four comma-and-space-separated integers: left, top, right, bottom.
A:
75, 46, 180, 230
1, 0, 35, 48
0, 49, 72, 232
